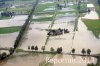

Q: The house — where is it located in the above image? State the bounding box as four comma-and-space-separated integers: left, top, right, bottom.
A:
87, 4, 95, 11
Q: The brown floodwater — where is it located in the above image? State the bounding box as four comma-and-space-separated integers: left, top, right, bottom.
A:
0, 54, 53, 66
0, 2, 100, 66
0, 54, 97, 66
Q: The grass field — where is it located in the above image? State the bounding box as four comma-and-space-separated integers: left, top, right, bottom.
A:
32, 16, 53, 22
8, 7, 32, 14
35, 3, 55, 12
5, 0, 36, 5
0, 26, 21, 34
0, 16, 11, 20
82, 19, 100, 38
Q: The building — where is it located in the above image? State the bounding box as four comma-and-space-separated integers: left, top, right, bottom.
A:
87, 4, 95, 11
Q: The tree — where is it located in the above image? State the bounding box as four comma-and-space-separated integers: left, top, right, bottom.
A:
81, 48, 86, 55
9, 47, 14, 55
50, 47, 54, 51
57, 47, 62, 54
0, 52, 7, 60
64, 1, 66, 8
35, 46, 38, 51
57, 48, 60, 53
41, 46, 45, 52
98, 0, 100, 5
28, 46, 30, 50
87, 49, 91, 55
77, 0, 81, 11
0, 54, 1, 59
71, 48, 75, 54
31, 45, 34, 50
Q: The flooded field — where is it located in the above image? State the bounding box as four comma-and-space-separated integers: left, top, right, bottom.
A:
0, 0, 100, 66
0, 54, 97, 66
50, 54, 97, 66
0, 54, 54, 66
0, 15, 28, 28
0, 32, 18, 48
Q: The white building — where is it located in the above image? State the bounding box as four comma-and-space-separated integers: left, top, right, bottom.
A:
87, 4, 95, 11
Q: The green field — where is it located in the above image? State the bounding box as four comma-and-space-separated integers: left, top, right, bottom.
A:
8, 7, 32, 14
82, 19, 100, 38
0, 16, 11, 20
35, 3, 55, 12
32, 17, 53, 22
0, 26, 21, 34
5, 0, 36, 5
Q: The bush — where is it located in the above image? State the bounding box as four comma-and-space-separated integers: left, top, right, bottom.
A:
50, 47, 54, 52
87, 63, 95, 66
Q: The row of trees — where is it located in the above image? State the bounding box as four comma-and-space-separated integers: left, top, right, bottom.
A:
28, 46, 91, 55
0, 47, 91, 60
1, 12, 15, 17
71, 48, 91, 55
28, 46, 61, 53
28, 46, 55, 52
28, 46, 38, 51
13, 0, 39, 50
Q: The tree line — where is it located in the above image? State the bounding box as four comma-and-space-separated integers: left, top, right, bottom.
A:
0, 0, 39, 60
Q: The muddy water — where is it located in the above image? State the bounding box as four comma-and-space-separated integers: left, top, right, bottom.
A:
0, 54, 53, 66
0, 2, 100, 66
0, 32, 19, 48
72, 18, 100, 54
0, 16, 100, 66
0, 15, 28, 28
51, 54, 97, 66
17, 15, 100, 66
0, 54, 97, 66
19, 16, 75, 51
19, 22, 51, 51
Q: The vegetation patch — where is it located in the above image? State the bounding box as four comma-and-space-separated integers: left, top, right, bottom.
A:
32, 17, 53, 22
82, 19, 100, 38
80, 3, 87, 11
0, 26, 21, 34
0, 16, 11, 20
8, 7, 32, 14
15, 48, 24, 53
35, 11, 54, 15
35, 3, 55, 12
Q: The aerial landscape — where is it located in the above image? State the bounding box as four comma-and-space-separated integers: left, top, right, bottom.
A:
0, 0, 100, 66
